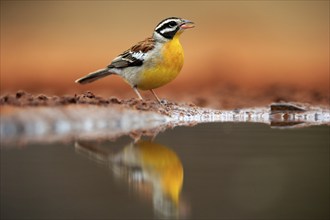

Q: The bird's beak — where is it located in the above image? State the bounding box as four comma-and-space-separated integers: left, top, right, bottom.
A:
180, 19, 195, 29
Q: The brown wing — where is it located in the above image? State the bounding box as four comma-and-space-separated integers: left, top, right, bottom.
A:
108, 37, 155, 69
130, 37, 155, 53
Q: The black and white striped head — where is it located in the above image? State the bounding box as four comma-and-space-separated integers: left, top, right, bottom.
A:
153, 17, 194, 41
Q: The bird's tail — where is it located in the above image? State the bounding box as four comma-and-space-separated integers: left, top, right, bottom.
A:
75, 68, 111, 84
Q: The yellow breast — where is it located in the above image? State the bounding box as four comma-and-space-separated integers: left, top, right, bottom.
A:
137, 35, 184, 90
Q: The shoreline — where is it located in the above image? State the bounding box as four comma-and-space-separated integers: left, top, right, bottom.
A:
1, 91, 329, 145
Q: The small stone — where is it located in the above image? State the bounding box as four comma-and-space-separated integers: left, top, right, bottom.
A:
83, 91, 95, 98
37, 94, 48, 100
16, 90, 26, 99
270, 103, 305, 112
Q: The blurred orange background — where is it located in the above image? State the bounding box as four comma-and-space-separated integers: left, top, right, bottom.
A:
1, 1, 329, 107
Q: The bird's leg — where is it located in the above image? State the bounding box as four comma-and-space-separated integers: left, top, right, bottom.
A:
150, 89, 162, 104
133, 86, 143, 100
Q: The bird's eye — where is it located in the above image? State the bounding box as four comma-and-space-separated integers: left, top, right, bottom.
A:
168, 21, 177, 27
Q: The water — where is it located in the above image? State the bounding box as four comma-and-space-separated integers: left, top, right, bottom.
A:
1, 122, 329, 219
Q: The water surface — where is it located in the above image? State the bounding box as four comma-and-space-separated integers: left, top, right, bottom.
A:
1, 123, 329, 219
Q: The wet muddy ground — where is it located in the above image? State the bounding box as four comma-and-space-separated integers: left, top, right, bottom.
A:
0, 90, 194, 117
1, 90, 329, 115
1, 91, 329, 145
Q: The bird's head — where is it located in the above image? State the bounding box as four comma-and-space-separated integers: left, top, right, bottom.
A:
153, 17, 195, 41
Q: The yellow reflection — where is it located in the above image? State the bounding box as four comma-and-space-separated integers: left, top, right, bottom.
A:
75, 139, 186, 218
137, 141, 183, 205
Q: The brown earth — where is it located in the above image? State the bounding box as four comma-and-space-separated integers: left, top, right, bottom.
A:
0, 88, 329, 112
0, 91, 192, 116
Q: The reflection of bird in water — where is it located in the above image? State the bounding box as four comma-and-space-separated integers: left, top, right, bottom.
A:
75, 139, 187, 219
114, 140, 183, 217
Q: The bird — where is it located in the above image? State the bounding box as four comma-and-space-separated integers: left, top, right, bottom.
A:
75, 17, 194, 103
